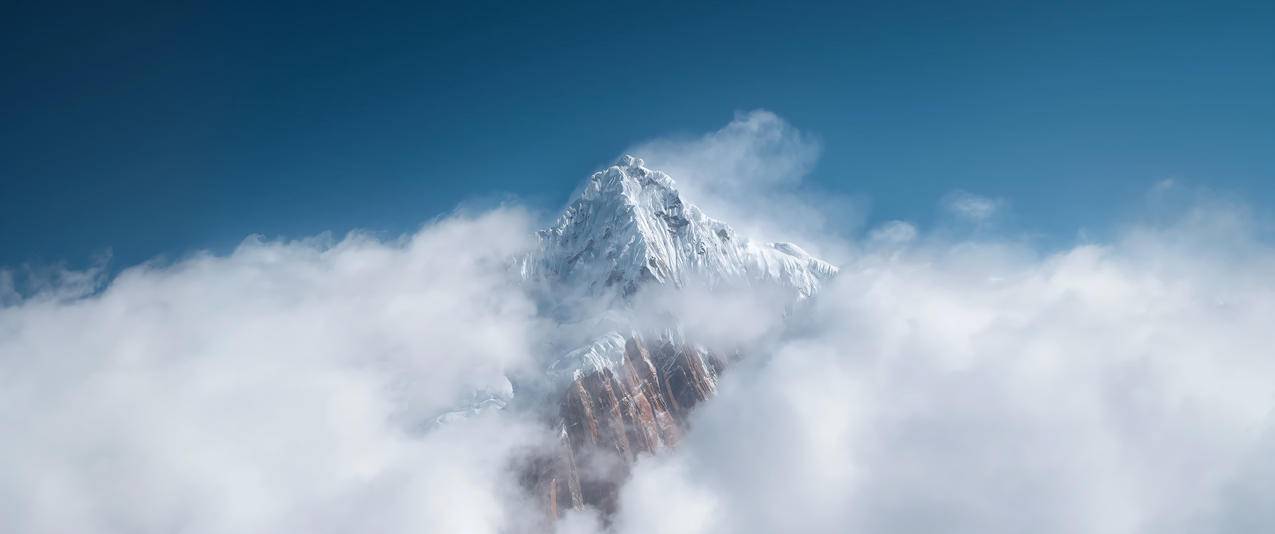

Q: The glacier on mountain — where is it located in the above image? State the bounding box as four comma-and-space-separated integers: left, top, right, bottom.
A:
546, 331, 628, 380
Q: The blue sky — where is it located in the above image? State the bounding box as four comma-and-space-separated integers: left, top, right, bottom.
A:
2, 0, 1272, 270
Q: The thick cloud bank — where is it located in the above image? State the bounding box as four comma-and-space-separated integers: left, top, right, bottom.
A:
0, 209, 551, 533
614, 115, 1274, 534
611, 200, 1275, 534
2, 113, 1273, 534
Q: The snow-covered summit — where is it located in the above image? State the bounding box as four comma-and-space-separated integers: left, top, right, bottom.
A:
522, 155, 837, 298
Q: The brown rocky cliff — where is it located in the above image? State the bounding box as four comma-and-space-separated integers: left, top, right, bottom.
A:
533, 336, 723, 519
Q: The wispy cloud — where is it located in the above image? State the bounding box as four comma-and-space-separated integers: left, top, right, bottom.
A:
941, 189, 1004, 222
627, 110, 860, 259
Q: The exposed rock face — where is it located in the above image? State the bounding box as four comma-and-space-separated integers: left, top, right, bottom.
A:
533, 335, 723, 519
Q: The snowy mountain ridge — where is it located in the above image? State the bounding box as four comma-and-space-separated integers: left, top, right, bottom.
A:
521, 155, 838, 299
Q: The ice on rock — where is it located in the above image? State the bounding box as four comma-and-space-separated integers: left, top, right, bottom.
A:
547, 331, 628, 380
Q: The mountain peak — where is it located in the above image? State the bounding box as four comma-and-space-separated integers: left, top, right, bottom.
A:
614, 153, 643, 170
523, 156, 837, 298
579, 154, 680, 209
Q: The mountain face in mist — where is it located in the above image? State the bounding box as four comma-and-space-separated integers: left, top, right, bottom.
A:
512, 156, 837, 521
529, 336, 726, 519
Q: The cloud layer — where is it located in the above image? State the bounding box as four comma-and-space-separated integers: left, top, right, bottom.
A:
0, 209, 551, 533
2, 112, 1272, 534
608, 203, 1275, 534
609, 112, 1275, 534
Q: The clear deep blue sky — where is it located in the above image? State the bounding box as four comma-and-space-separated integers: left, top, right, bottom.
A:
2, 1, 1273, 270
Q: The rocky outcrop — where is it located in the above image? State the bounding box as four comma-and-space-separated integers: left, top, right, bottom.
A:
531, 335, 723, 519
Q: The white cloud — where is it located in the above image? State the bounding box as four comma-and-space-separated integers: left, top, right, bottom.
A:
613, 455, 720, 534
605, 201, 1275, 534
627, 110, 859, 259
0, 270, 17, 305
867, 220, 918, 246
631, 109, 820, 193
4, 112, 1274, 534
0, 208, 553, 534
